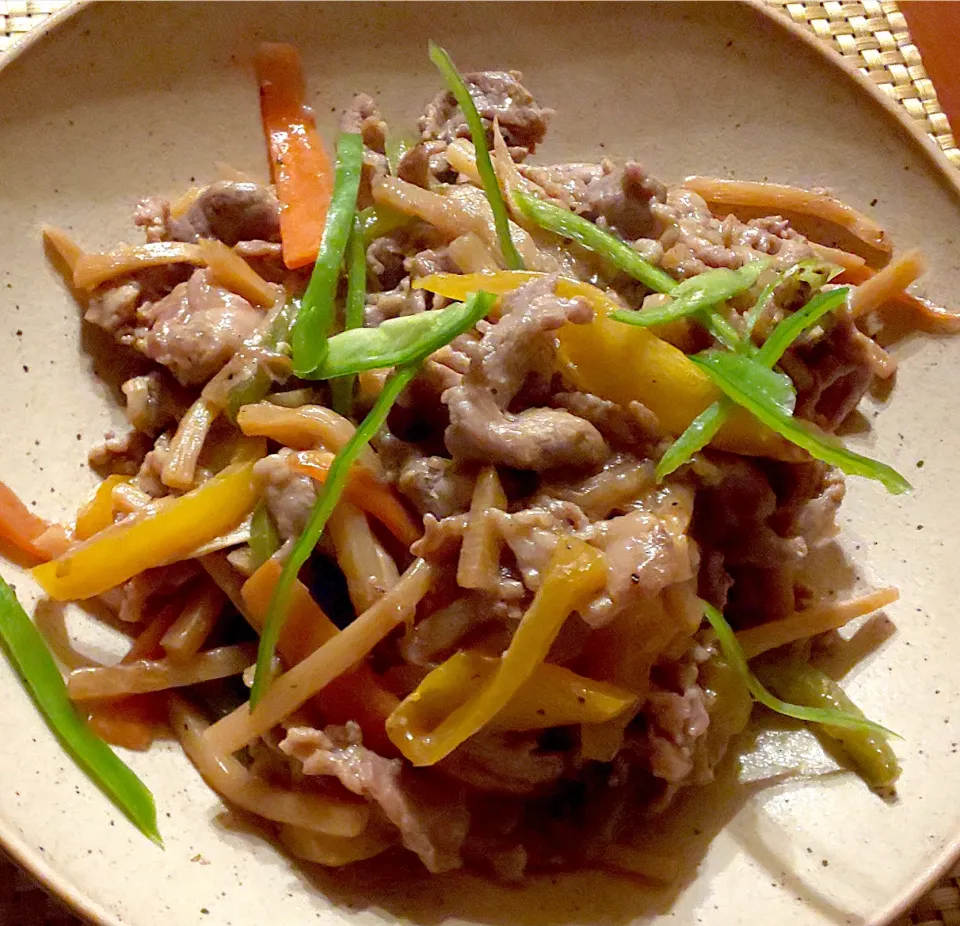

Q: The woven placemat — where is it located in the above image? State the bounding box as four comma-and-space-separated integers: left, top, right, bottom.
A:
0, 1, 957, 924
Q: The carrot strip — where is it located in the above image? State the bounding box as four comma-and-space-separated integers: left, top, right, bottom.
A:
255, 43, 334, 270
288, 450, 421, 548
87, 695, 168, 751
0, 479, 57, 561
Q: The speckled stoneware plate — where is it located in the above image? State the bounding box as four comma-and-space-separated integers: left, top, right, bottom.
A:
2, 2, 959, 925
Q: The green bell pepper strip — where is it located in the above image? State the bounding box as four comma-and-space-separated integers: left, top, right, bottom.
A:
429, 42, 524, 271
512, 188, 674, 293
690, 349, 910, 493
223, 299, 297, 422
754, 659, 901, 790
702, 601, 894, 737
291, 133, 365, 377
0, 576, 161, 844
330, 215, 368, 417
311, 295, 494, 380
358, 204, 410, 244
384, 131, 416, 176
250, 290, 496, 706
248, 500, 281, 570
609, 260, 770, 329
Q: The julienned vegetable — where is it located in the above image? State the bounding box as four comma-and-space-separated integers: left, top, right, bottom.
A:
33, 462, 262, 601
386, 538, 608, 765
701, 601, 894, 737
254, 43, 334, 271
512, 189, 675, 293
429, 42, 524, 271
0, 577, 160, 843
609, 260, 770, 328
291, 132, 365, 377
253, 288, 496, 704
656, 286, 853, 480
691, 350, 910, 493
312, 298, 494, 379
754, 659, 901, 789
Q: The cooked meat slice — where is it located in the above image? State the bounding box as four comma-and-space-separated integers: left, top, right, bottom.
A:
582, 489, 699, 627
121, 372, 189, 435
577, 161, 667, 240
443, 277, 607, 470
396, 141, 433, 188
654, 188, 814, 278
367, 222, 445, 292
281, 723, 469, 873
88, 429, 153, 477
164, 181, 281, 246
254, 451, 317, 542
552, 392, 665, 454
439, 732, 567, 796
517, 162, 605, 210
397, 455, 474, 519
410, 513, 469, 562
365, 284, 428, 328
138, 269, 262, 385
535, 453, 656, 521
780, 316, 882, 431
693, 456, 808, 623
339, 92, 387, 152
418, 70, 551, 156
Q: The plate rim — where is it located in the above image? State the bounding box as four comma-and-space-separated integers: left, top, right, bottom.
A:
0, 2, 957, 924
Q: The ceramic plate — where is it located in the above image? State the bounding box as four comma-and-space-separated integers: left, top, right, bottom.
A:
1, 3, 959, 925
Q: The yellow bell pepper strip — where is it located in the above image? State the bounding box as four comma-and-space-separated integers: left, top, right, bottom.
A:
413, 271, 798, 459
753, 659, 901, 790
0, 576, 161, 843
33, 462, 262, 601
389, 650, 637, 737
386, 537, 607, 766
429, 42, 524, 270
74, 475, 129, 541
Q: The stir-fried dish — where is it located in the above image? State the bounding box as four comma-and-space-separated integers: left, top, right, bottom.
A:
1, 42, 957, 880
